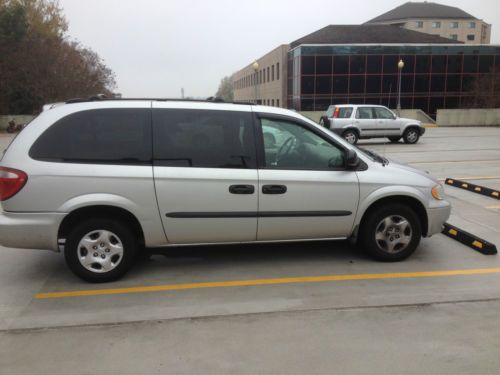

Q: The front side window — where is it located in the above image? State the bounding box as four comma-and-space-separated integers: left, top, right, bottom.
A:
356, 107, 374, 119
260, 118, 345, 170
30, 109, 151, 164
374, 107, 394, 119
153, 109, 256, 168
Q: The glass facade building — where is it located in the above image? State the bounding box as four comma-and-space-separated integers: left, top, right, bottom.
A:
287, 45, 500, 117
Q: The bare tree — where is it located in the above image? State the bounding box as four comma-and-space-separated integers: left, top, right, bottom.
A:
215, 76, 234, 102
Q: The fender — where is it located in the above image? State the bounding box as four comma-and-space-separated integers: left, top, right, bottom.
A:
58, 193, 141, 214
353, 185, 428, 229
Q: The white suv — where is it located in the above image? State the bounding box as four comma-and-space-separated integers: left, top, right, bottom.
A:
319, 105, 426, 145
0, 98, 450, 282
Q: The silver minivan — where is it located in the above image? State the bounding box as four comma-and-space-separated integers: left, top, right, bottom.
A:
0, 99, 451, 282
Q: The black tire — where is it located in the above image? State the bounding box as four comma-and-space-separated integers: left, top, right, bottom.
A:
388, 136, 401, 143
64, 218, 137, 282
319, 116, 330, 128
343, 129, 359, 145
359, 203, 421, 262
403, 127, 420, 144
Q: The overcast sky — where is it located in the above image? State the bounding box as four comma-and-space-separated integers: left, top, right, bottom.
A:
59, 0, 499, 98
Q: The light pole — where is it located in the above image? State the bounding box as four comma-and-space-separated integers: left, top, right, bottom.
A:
252, 61, 259, 104
397, 59, 404, 116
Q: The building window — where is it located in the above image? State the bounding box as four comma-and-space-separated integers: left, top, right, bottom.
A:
432, 21, 441, 28
449, 22, 459, 29
271, 99, 275, 106
467, 34, 475, 41
272, 65, 275, 81
415, 21, 423, 28
267, 67, 270, 82
276, 99, 280, 107
469, 22, 476, 28
277, 63, 280, 80
450, 34, 458, 40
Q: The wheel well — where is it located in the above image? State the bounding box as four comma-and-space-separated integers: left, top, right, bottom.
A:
58, 206, 145, 246
343, 128, 359, 136
359, 196, 428, 236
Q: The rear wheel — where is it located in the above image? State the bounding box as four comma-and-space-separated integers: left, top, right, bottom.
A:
388, 136, 401, 143
360, 204, 421, 262
343, 129, 358, 145
64, 218, 137, 282
403, 127, 420, 144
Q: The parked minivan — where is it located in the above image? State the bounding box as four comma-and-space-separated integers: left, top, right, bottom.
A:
0, 99, 450, 282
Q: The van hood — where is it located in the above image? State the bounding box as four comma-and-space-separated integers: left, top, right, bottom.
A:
387, 158, 438, 183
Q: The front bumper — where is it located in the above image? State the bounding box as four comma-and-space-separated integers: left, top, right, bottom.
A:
419, 127, 426, 135
426, 203, 451, 237
0, 210, 65, 251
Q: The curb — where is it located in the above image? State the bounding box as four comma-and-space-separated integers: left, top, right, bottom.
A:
445, 178, 500, 200
442, 223, 497, 255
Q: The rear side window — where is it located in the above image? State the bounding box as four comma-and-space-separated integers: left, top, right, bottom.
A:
334, 107, 353, 118
29, 109, 152, 164
153, 109, 256, 168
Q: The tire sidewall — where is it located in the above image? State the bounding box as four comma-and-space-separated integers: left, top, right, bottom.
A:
360, 204, 422, 261
403, 127, 420, 144
343, 129, 358, 144
65, 218, 137, 282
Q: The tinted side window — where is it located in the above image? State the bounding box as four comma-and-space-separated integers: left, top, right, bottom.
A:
338, 107, 353, 118
153, 109, 256, 169
374, 107, 394, 119
356, 108, 374, 119
29, 109, 152, 164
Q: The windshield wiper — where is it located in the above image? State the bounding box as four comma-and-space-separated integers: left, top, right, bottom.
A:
359, 148, 389, 166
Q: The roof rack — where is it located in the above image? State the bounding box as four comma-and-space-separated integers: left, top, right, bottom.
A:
64, 95, 253, 105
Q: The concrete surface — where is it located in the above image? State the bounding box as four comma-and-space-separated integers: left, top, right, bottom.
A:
437, 108, 500, 127
1, 128, 500, 374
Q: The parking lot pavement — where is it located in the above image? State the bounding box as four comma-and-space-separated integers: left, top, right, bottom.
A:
1, 128, 500, 373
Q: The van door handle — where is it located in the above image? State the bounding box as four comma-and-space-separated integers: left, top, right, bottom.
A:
229, 185, 255, 194
262, 185, 287, 194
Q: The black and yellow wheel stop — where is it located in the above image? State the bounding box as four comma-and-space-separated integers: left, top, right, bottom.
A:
442, 222, 497, 255
445, 178, 500, 200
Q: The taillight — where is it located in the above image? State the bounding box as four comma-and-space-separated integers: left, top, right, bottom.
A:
334, 107, 340, 118
0, 167, 28, 201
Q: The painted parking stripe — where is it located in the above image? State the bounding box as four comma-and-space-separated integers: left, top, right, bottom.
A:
412, 159, 500, 165
35, 268, 500, 300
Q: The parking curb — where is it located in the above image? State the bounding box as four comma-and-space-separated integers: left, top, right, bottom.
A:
442, 222, 497, 255
445, 178, 500, 200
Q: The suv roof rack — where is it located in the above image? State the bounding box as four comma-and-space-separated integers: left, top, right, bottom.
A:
65, 95, 253, 106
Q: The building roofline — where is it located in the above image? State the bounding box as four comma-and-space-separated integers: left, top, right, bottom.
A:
289, 43, 499, 53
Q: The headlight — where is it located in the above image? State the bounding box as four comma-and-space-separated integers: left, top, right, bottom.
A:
431, 184, 445, 200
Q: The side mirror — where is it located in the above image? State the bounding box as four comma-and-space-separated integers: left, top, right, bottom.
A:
346, 149, 359, 169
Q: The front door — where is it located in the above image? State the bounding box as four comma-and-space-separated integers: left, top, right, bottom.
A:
374, 107, 400, 136
152, 104, 258, 244
257, 116, 359, 241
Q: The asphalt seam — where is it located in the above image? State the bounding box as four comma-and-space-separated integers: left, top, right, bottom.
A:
3, 297, 500, 335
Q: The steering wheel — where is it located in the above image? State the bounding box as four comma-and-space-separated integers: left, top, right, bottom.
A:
276, 136, 297, 164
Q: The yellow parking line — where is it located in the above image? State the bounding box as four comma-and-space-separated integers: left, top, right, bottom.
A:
486, 205, 500, 209
439, 176, 500, 181
35, 268, 500, 300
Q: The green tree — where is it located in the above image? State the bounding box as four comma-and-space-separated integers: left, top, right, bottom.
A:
215, 76, 234, 102
0, 0, 116, 114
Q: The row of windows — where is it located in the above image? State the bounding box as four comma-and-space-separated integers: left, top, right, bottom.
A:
299, 74, 484, 95
234, 62, 280, 90
235, 99, 281, 107
29, 108, 345, 170
416, 20, 476, 29
298, 54, 498, 76
289, 95, 484, 115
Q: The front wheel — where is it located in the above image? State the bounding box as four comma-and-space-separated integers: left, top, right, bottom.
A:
360, 204, 421, 261
64, 218, 137, 282
343, 129, 358, 145
403, 128, 420, 144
